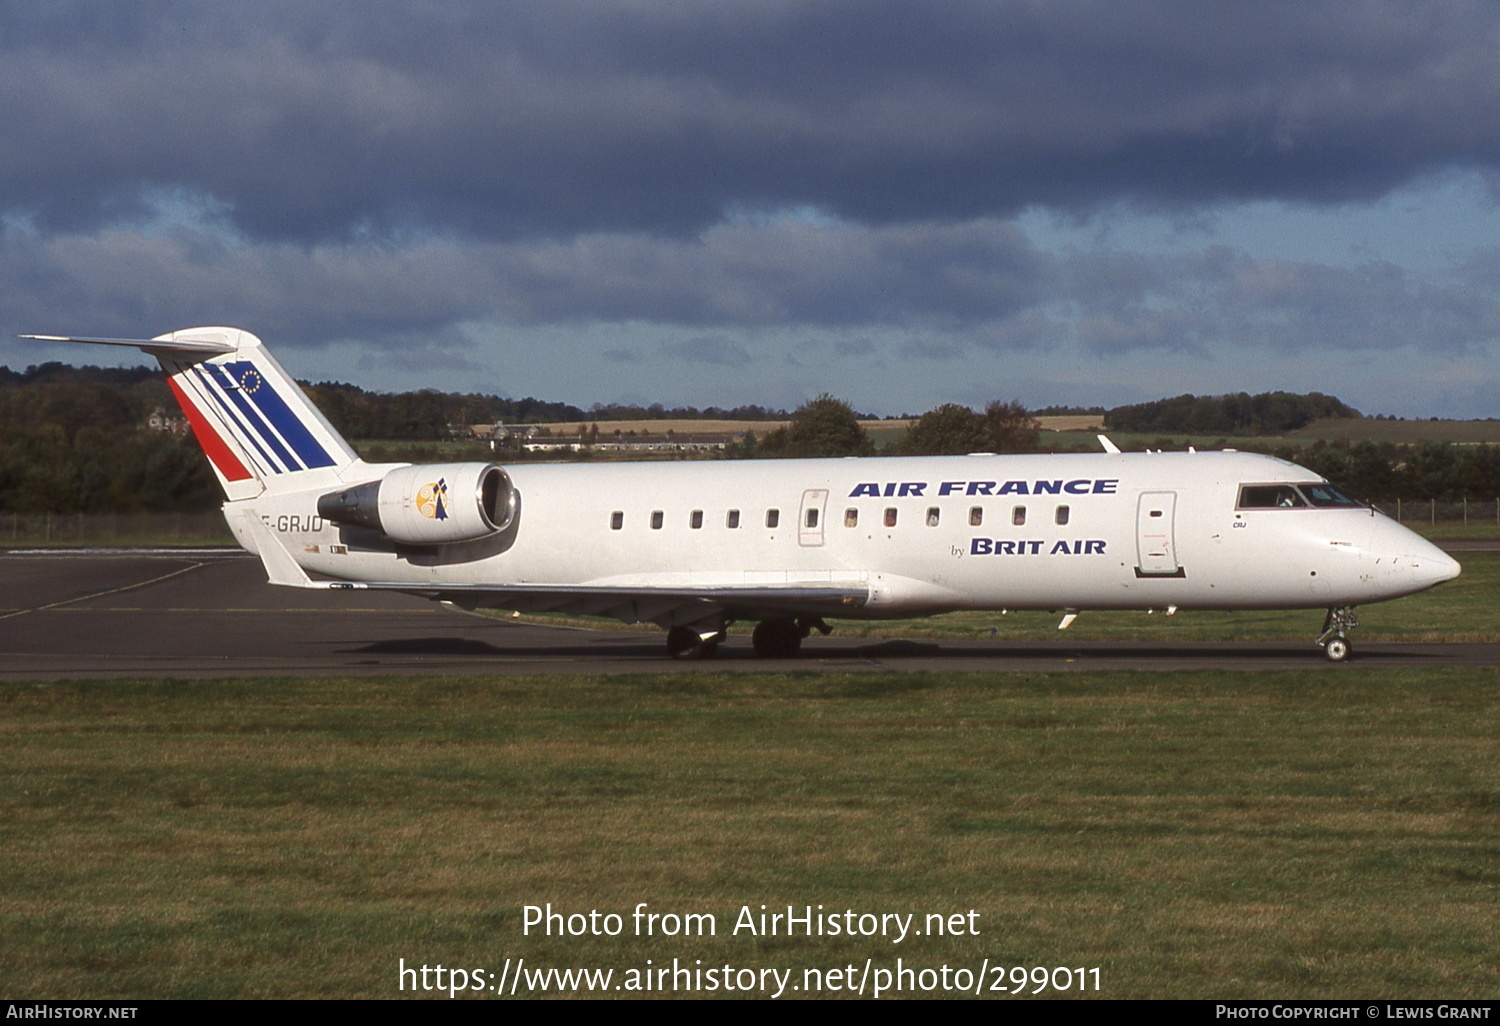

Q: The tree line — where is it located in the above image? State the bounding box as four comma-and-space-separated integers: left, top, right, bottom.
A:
303, 381, 811, 439
3, 363, 1498, 515
1266, 439, 1500, 503
0, 369, 219, 514
1104, 391, 1361, 435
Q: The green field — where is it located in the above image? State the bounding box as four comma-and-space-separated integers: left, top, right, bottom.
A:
0, 512, 235, 548
1038, 416, 1500, 454
2, 667, 1497, 999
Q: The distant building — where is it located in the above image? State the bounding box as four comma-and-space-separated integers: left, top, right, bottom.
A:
523, 435, 729, 454
147, 405, 188, 435
464, 422, 511, 441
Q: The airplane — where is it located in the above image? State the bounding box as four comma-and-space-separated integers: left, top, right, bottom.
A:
24, 326, 1462, 662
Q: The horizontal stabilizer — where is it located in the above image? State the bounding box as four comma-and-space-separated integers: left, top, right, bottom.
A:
21, 334, 237, 356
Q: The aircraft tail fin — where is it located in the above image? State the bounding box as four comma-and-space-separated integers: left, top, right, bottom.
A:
23, 327, 359, 500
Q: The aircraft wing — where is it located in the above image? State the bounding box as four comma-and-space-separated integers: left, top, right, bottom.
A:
242, 515, 866, 624
344, 580, 869, 624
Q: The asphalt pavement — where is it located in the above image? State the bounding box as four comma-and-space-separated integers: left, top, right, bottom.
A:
1, 549, 1495, 680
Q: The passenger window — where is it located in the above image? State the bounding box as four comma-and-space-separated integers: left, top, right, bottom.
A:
1055, 505, 1070, 526
969, 507, 983, 526
651, 510, 664, 529
805, 508, 819, 528
690, 509, 703, 529
884, 508, 898, 527
926, 507, 940, 527
844, 508, 858, 527
766, 509, 779, 528
1012, 505, 1026, 526
727, 509, 740, 529
1238, 485, 1307, 509
611, 511, 624, 530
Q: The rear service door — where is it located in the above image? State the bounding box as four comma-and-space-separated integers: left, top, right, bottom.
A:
799, 489, 829, 547
1136, 491, 1181, 576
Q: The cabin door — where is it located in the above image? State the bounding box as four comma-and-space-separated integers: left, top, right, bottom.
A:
798, 489, 829, 547
1135, 491, 1181, 576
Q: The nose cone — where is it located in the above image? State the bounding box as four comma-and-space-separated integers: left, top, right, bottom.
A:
1381, 523, 1461, 593
1409, 542, 1462, 589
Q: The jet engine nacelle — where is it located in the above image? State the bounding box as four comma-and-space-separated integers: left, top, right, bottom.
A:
317, 462, 517, 544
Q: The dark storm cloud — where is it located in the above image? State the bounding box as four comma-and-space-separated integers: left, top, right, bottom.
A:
4, 218, 1496, 366
1055, 248, 1500, 356
6, 1, 1500, 243
0, 217, 1048, 346
833, 339, 878, 357
659, 336, 752, 367
491, 218, 1048, 327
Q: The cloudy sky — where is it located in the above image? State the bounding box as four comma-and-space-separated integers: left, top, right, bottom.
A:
5, 1, 1500, 416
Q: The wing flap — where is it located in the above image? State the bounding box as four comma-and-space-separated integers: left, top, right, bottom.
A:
327, 579, 870, 624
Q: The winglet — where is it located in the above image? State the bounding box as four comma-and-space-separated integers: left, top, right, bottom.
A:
242, 514, 316, 588
1097, 434, 1121, 454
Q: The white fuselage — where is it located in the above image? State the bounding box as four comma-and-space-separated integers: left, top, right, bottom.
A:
230, 449, 1459, 617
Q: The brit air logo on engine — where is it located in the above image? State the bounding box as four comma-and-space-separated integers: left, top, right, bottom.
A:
849, 479, 1119, 497
417, 478, 450, 521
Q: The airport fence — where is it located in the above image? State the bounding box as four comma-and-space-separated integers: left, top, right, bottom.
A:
1387, 498, 1500, 526
0, 512, 234, 547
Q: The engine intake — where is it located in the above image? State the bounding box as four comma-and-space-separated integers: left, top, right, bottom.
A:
317, 462, 516, 544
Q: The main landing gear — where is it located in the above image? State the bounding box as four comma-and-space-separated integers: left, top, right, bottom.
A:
663, 616, 832, 659
1316, 606, 1360, 662
666, 625, 724, 660
751, 617, 831, 659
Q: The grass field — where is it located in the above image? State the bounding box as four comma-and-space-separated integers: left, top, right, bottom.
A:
0, 512, 235, 549
2, 668, 1497, 999
1039, 416, 1500, 453
519, 415, 1500, 449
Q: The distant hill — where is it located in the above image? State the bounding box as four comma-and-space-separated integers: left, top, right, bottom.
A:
1104, 392, 1360, 435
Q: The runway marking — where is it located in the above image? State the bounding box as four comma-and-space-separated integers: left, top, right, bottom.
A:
41, 606, 451, 613
0, 562, 211, 621
3, 547, 247, 558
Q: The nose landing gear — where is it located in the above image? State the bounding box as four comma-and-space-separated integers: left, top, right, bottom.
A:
1316, 606, 1359, 662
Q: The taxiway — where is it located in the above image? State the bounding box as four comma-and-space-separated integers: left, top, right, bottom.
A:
1, 550, 1494, 679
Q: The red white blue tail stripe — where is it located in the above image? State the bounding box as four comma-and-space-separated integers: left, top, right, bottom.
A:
177, 360, 337, 476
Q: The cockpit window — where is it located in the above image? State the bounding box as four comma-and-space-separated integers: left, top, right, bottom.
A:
1239, 482, 1363, 509
1301, 483, 1361, 508
1238, 484, 1307, 509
